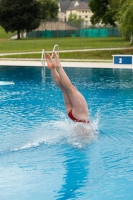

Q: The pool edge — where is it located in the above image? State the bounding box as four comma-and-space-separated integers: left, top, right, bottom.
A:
0, 60, 133, 69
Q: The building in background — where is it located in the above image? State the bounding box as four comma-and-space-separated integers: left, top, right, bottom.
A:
58, 1, 79, 22
58, 0, 93, 27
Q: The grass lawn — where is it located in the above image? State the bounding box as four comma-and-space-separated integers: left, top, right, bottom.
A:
0, 25, 133, 60
0, 37, 131, 53
0, 27, 10, 39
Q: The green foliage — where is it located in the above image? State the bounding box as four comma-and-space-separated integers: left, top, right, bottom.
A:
117, 0, 133, 43
89, 0, 116, 26
39, 0, 59, 20
109, 0, 120, 22
68, 13, 84, 28
0, 0, 41, 39
89, 0, 133, 42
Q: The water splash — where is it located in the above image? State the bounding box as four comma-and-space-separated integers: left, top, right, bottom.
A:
10, 117, 99, 152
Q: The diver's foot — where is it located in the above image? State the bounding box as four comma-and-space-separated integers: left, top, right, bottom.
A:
53, 52, 61, 69
46, 54, 54, 69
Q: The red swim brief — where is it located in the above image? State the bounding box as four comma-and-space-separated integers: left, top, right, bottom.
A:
68, 110, 90, 124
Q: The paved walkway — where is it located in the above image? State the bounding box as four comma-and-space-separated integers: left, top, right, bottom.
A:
0, 46, 133, 56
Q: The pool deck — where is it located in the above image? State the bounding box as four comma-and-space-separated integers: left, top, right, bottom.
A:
0, 59, 133, 69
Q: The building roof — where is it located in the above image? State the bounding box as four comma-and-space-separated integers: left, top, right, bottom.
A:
69, 1, 78, 9
58, 1, 89, 12
59, 1, 71, 12
68, 2, 89, 10
59, 1, 79, 12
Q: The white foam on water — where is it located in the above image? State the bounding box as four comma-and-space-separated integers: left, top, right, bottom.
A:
11, 115, 99, 152
0, 81, 14, 86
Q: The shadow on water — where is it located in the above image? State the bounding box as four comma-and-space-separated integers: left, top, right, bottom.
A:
56, 147, 89, 200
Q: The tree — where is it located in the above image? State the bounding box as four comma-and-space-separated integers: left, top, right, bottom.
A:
117, 0, 133, 44
89, 0, 116, 26
39, 0, 59, 20
0, 0, 41, 39
68, 13, 84, 28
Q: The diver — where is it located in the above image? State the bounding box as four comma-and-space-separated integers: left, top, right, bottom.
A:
46, 52, 90, 124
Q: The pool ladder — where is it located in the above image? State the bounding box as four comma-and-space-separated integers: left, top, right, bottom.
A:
41, 49, 45, 67
41, 45, 59, 82
51, 44, 59, 59
41, 49, 45, 81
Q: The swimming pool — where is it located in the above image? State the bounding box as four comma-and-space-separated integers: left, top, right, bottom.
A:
0, 66, 133, 200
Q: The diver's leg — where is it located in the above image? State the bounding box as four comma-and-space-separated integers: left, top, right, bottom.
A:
46, 54, 72, 113
52, 52, 89, 119
52, 52, 73, 89
51, 67, 72, 113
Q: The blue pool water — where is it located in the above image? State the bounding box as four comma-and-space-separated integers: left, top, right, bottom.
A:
0, 66, 133, 200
